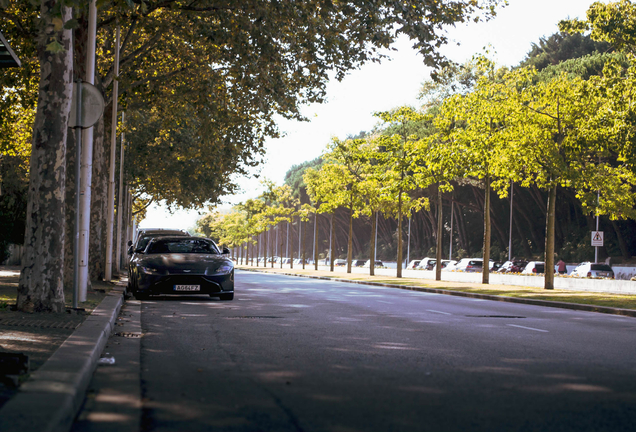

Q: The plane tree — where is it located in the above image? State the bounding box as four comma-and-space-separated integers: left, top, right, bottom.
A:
2, 0, 505, 311
434, 58, 511, 284
374, 107, 428, 278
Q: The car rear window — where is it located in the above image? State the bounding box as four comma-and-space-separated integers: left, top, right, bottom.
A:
535, 264, 545, 272
469, 260, 483, 266
591, 264, 612, 271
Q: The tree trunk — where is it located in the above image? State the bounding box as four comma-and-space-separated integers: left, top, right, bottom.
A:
347, 199, 353, 274
64, 125, 77, 291
397, 190, 403, 278
482, 174, 491, 285
330, 213, 335, 272
89, 114, 107, 281
17, 2, 73, 313
314, 212, 319, 270
289, 221, 294, 269
544, 183, 557, 290
370, 210, 376, 276
302, 218, 307, 269
436, 184, 443, 281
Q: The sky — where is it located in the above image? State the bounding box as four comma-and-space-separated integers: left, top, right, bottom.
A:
140, 0, 600, 230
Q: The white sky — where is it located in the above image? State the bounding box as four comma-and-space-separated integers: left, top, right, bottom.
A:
140, 0, 599, 230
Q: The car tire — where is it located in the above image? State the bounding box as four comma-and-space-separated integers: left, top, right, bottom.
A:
219, 293, 234, 301
134, 292, 149, 300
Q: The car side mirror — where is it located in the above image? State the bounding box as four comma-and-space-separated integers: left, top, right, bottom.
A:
222, 247, 230, 255
127, 240, 133, 247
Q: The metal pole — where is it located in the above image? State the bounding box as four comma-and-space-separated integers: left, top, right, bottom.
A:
449, 201, 454, 261
595, 191, 600, 263
78, 0, 97, 301
115, 112, 125, 270
508, 181, 513, 261
406, 216, 411, 266
298, 216, 301, 260
72, 78, 83, 310
105, 25, 120, 281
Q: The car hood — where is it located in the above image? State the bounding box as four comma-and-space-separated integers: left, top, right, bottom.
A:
138, 253, 233, 274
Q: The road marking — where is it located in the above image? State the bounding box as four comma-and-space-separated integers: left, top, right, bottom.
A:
427, 309, 451, 315
507, 324, 548, 333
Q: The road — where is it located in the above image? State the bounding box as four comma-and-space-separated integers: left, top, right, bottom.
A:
74, 270, 636, 432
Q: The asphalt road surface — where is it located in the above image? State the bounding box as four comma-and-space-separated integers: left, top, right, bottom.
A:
75, 270, 636, 432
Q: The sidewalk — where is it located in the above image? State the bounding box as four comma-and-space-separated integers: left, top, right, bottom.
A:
0, 268, 126, 432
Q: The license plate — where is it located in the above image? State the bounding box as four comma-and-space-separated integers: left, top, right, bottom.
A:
597, 272, 607, 277
174, 285, 200, 291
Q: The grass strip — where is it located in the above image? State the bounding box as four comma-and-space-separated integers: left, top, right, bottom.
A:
238, 265, 636, 311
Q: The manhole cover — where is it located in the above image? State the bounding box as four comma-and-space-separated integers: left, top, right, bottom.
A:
466, 315, 526, 319
0, 319, 80, 329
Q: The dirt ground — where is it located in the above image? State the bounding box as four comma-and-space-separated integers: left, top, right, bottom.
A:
0, 266, 113, 409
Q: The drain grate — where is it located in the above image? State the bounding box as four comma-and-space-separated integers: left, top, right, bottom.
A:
466, 315, 526, 319
225, 316, 282, 320
114, 332, 143, 338
0, 319, 80, 329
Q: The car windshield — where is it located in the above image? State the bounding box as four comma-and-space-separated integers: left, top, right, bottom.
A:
136, 233, 186, 251
147, 238, 220, 254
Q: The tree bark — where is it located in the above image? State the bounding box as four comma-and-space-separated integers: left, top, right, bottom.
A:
435, 184, 443, 281
347, 197, 353, 274
330, 213, 335, 272
314, 213, 319, 270
397, 190, 403, 278
18, 2, 73, 313
544, 183, 557, 290
369, 210, 376, 276
89, 114, 107, 281
482, 174, 491, 285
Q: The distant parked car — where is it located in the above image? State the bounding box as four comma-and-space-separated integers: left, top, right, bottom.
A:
497, 260, 528, 273
406, 260, 421, 270
432, 259, 456, 272
416, 257, 436, 270
522, 261, 546, 275
363, 260, 384, 268
443, 260, 459, 271
455, 258, 484, 272
570, 262, 615, 279
353, 259, 366, 267
334, 259, 347, 267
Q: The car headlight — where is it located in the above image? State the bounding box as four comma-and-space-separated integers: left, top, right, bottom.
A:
140, 266, 160, 275
214, 263, 234, 275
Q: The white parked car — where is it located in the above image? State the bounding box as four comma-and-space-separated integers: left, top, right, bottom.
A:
416, 257, 436, 270
454, 258, 496, 272
433, 259, 457, 272
570, 262, 614, 278
406, 260, 421, 270
443, 260, 459, 271
521, 261, 546, 274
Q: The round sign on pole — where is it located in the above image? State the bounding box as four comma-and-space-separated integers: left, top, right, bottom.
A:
68, 81, 104, 129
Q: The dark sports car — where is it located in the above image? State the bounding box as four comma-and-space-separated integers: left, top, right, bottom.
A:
129, 237, 234, 300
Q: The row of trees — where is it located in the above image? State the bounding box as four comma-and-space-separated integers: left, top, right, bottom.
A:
201, 2, 636, 290
1, 0, 502, 311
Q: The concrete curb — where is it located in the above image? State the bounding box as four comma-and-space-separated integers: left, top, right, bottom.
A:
0, 288, 125, 432
240, 268, 636, 318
